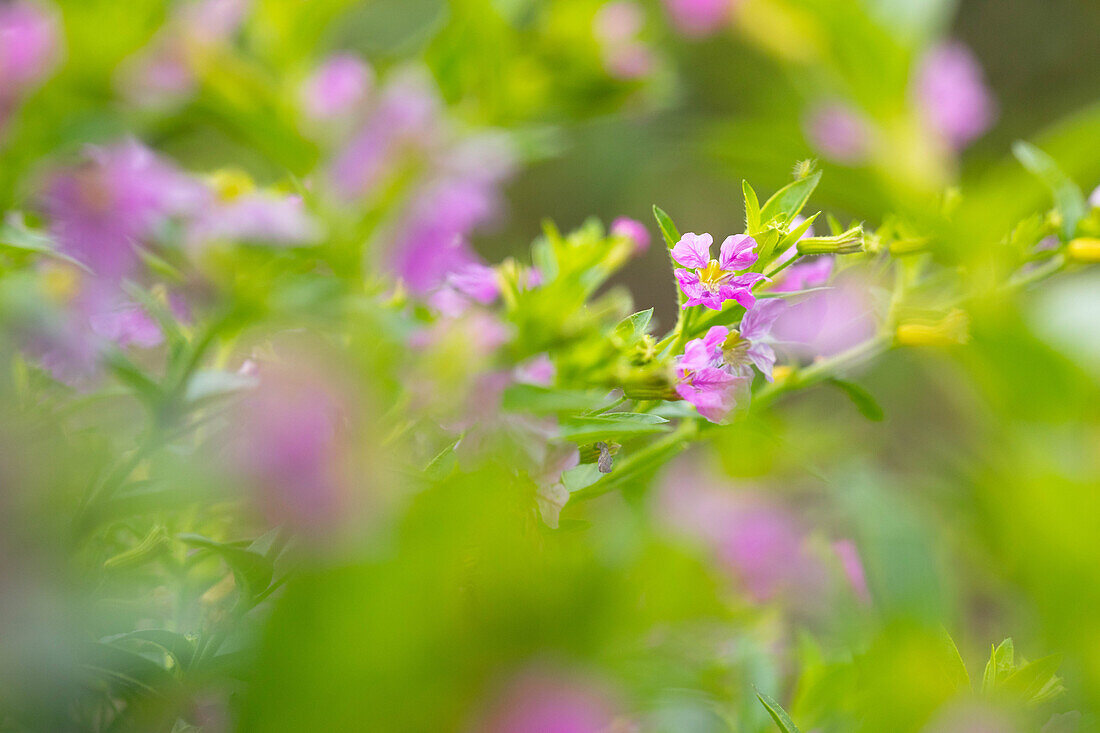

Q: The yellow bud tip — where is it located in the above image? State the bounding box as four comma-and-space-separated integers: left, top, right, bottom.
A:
208, 168, 255, 201
1068, 238, 1100, 263
42, 263, 82, 303
896, 309, 970, 347
771, 365, 794, 383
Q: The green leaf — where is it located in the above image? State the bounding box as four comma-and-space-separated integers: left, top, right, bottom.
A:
653, 205, 681, 248
179, 534, 274, 601
982, 638, 1015, 694
1002, 654, 1064, 704
559, 412, 670, 444
1012, 141, 1087, 239
502, 384, 614, 414
759, 171, 822, 225
743, 180, 761, 233
561, 463, 603, 493
80, 642, 181, 700
755, 690, 802, 733
103, 630, 196, 671
614, 308, 653, 342
777, 212, 820, 251
828, 378, 885, 421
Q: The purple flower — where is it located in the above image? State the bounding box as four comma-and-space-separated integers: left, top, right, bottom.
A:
0, 1, 60, 89
226, 362, 351, 533
594, 1, 645, 43
1090, 184, 1100, 209
675, 325, 747, 422
42, 141, 207, 281
662, 0, 734, 37
602, 42, 654, 80
300, 53, 373, 121
389, 178, 502, 294
731, 298, 786, 381
189, 191, 320, 248
657, 466, 827, 603
672, 232, 765, 311
447, 262, 500, 305
915, 41, 996, 149
804, 102, 872, 164
771, 272, 878, 359
771, 254, 833, 293
610, 216, 650, 252
477, 667, 622, 733
329, 68, 441, 199
514, 353, 555, 387
832, 539, 870, 604
87, 300, 165, 349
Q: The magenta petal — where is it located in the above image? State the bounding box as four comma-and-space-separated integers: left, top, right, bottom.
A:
746, 342, 776, 381
739, 298, 786, 341
718, 234, 758, 270
671, 232, 712, 269
700, 325, 729, 353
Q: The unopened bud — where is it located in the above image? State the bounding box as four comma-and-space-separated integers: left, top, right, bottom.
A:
1067, 237, 1100, 263
797, 225, 864, 255
896, 309, 970, 347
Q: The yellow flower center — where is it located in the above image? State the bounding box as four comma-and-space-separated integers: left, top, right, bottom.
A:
698, 259, 726, 291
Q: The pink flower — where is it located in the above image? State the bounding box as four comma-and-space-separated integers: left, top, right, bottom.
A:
675, 325, 747, 422
804, 102, 872, 165
447, 262, 500, 305
657, 467, 827, 603
671, 232, 765, 311
300, 53, 373, 121
915, 41, 996, 149
188, 191, 320, 248
477, 667, 622, 733
731, 298, 786, 381
42, 141, 207, 281
594, 1, 644, 43
226, 362, 352, 532
771, 255, 833, 293
771, 272, 878, 359
662, 0, 734, 37
514, 353, 555, 387
610, 216, 650, 252
0, 1, 60, 89
832, 539, 870, 604
329, 68, 441, 199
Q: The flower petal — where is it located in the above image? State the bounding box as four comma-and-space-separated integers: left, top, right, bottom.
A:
739, 298, 786, 340
718, 234, 758, 271
671, 232, 712, 269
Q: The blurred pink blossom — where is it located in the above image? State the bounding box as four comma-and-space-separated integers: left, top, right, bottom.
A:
300, 53, 374, 121
42, 140, 208, 281
771, 272, 879, 359
477, 666, 623, 733
915, 41, 996, 149
662, 0, 734, 37
805, 102, 872, 165
611, 216, 651, 252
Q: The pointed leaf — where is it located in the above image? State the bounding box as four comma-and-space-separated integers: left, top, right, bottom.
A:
653, 205, 681, 249
760, 171, 822, 224
828, 378, 885, 421
756, 690, 802, 733
179, 534, 274, 601
1013, 141, 1087, 239
743, 180, 761, 233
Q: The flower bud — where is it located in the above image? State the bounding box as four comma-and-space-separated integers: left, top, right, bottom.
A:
796, 225, 864, 255
896, 309, 970, 347
1067, 237, 1100, 263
